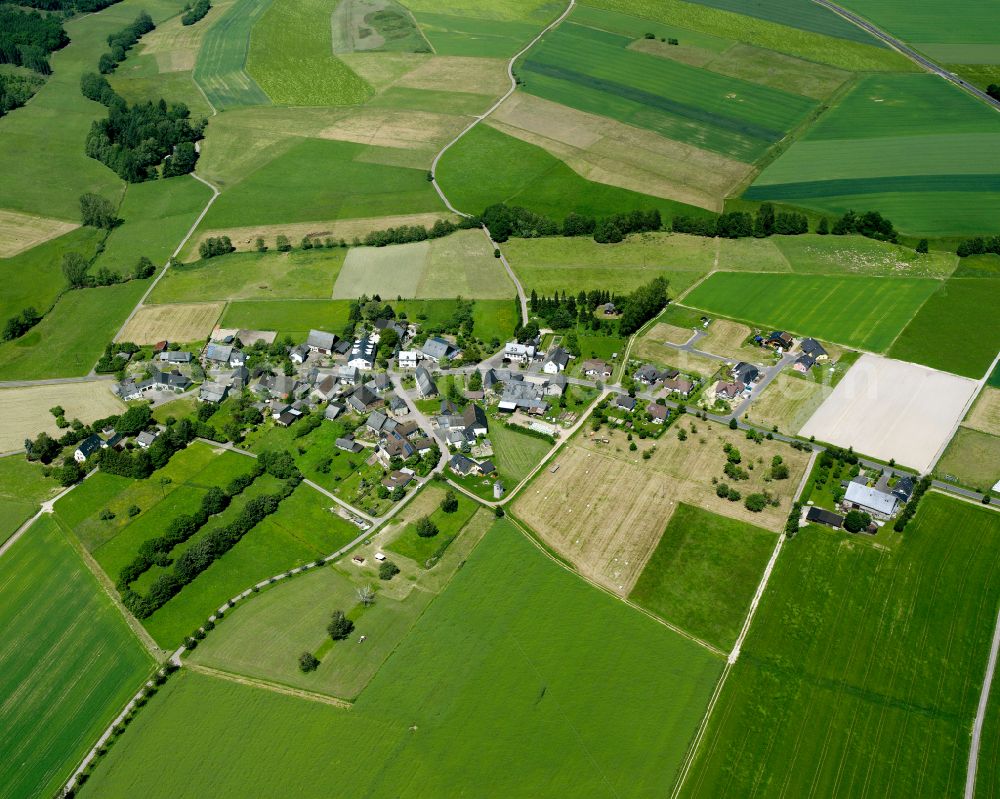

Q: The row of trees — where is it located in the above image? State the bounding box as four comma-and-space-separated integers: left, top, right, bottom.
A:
98, 11, 154, 74
955, 234, 1000, 257
2, 306, 41, 341
116, 462, 264, 590
0, 6, 69, 74
198, 235, 235, 259
181, 0, 211, 25
360, 217, 475, 247
480, 203, 662, 244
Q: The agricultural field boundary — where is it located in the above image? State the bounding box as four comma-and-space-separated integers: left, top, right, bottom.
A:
928, 351, 1000, 473
186, 662, 352, 707
968, 598, 1000, 799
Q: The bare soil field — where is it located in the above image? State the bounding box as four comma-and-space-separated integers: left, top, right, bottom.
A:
487, 94, 752, 211
800, 353, 977, 472
117, 303, 225, 344
964, 386, 1000, 437
395, 56, 510, 96
0, 210, 78, 258
182, 213, 453, 260
645, 323, 693, 346
745, 372, 830, 436
514, 422, 807, 595
0, 383, 124, 451
698, 318, 763, 363
633, 325, 722, 378
317, 108, 469, 151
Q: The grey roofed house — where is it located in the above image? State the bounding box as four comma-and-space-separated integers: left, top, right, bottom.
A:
440, 399, 458, 415
199, 382, 229, 403
337, 365, 360, 385
276, 410, 299, 427
115, 379, 142, 401
615, 394, 636, 411
333, 339, 352, 355
448, 453, 477, 476
415, 366, 437, 398
446, 428, 475, 448
260, 373, 296, 398
374, 318, 406, 339
136, 430, 158, 448
381, 430, 414, 459
382, 470, 413, 490
289, 343, 309, 364
732, 362, 760, 386
420, 336, 456, 362
844, 481, 899, 517
312, 375, 337, 401
498, 381, 547, 413
141, 369, 192, 391
366, 410, 389, 432
662, 376, 695, 396
348, 336, 376, 369
477, 459, 496, 475
634, 364, 663, 384
580, 359, 612, 378
372, 373, 392, 393
462, 403, 489, 436
800, 338, 828, 359
794, 354, 816, 372
336, 436, 364, 454
542, 347, 570, 373
646, 402, 669, 423
204, 343, 233, 363
231, 365, 250, 383
158, 351, 192, 364
324, 402, 345, 421
413, 436, 434, 454
388, 394, 409, 415
545, 373, 567, 395
349, 383, 378, 411
306, 329, 337, 353
395, 419, 419, 438
806, 506, 844, 528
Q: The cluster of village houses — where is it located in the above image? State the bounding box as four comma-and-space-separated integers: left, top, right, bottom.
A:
707, 333, 829, 405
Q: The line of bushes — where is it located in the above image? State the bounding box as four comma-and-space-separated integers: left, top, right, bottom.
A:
504, 422, 555, 444
955, 234, 1000, 258
181, 0, 210, 25
2, 306, 41, 341
198, 235, 235, 259
116, 460, 264, 591
98, 11, 154, 74
122, 470, 300, 618
893, 475, 931, 532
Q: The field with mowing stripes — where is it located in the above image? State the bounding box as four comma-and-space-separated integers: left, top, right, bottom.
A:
0, 457, 58, 545
748, 74, 1000, 235
682, 271, 939, 351
0, 517, 152, 799
193, 0, 272, 109
629, 503, 776, 652
82, 523, 723, 798
682, 493, 1000, 798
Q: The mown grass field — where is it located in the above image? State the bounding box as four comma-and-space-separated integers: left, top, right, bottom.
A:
629, 503, 776, 652
0, 209, 77, 259
978, 673, 1000, 799
116, 302, 225, 344
386, 487, 480, 565
202, 139, 443, 227
887, 277, 1000, 379
682, 271, 939, 351
682, 493, 1000, 798
748, 75, 1000, 235
414, 11, 546, 58
489, 420, 553, 485
0, 279, 150, 381
247, 0, 372, 105
438, 123, 712, 221
0, 457, 58, 545
152, 248, 344, 304
332, 0, 433, 54
772, 233, 957, 278
0, 516, 152, 799
520, 16, 818, 163
193, 0, 272, 109
744, 371, 831, 436
935, 427, 1000, 492
83, 522, 723, 798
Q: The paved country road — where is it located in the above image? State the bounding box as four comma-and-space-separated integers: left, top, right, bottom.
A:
814, 0, 1000, 111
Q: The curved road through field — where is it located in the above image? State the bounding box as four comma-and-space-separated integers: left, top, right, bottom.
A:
428, 0, 577, 325
814, 0, 1000, 111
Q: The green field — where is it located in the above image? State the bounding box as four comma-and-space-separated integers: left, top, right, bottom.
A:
83, 522, 723, 797
629, 503, 776, 651
979, 673, 1000, 799
0, 226, 104, 326
0, 279, 149, 381
772, 233, 957, 278
0, 457, 58, 545
332, 230, 514, 299
683, 492, 1000, 798
683, 0, 880, 42
193, 0, 272, 109
0, 516, 152, 799
489, 420, 553, 485
202, 139, 443, 227
748, 75, 1000, 235
582, 0, 911, 72
438, 123, 712, 221
682, 271, 938, 351
387, 489, 480, 565
935, 427, 1000, 491
521, 16, 818, 162
247, 0, 372, 105
150, 248, 345, 304
887, 277, 1000, 379
415, 12, 545, 58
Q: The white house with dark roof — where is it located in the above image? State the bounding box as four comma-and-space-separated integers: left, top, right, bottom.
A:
415, 367, 437, 398
420, 336, 458, 363
348, 337, 376, 371
504, 342, 535, 363
542, 347, 570, 374
74, 434, 103, 462
289, 344, 309, 365
398, 350, 420, 369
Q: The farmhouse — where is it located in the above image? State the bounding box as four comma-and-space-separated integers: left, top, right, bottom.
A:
646, 403, 669, 423
581, 359, 612, 379
542, 347, 570, 374
348, 337, 376, 371
806, 506, 844, 528
310, 374, 338, 403
115, 379, 143, 401
732, 362, 760, 386
415, 367, 437, 398
545, 373, 567, 396
74, 434, 103, 463
504, 342, 535, 363
306, 329, 337, 354
158, 351, 192, 364
398, 350, 420, 369
892, 475, 915, 504
346, 384, 379, 413
498, 381, 547, 414
483, 368, 521, 394
204, 343, 232, 365
289, 344, 309, 365
141, 369, 192, 392
420, 336, 458, 363
259, 373, 296, 398
843, 482, 899, 519
229, 350, 246, 368
337, 365, 360, 385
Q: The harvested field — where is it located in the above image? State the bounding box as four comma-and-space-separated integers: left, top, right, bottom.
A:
0, 210, 78, 258
317, 108, 469, 151
514, 422, 809, 595
697, 318, 761, 362
649, 323, 693, 346
964, 387, 1000, 437
117, 302, 225, 344
744, 372, 830, 436
633, 325, 722, 378
488, 93, 752, 211
0, 382, 124, 452
394, 56, 509, 95
182, 213, 453, 261
800, 353, 977, 472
